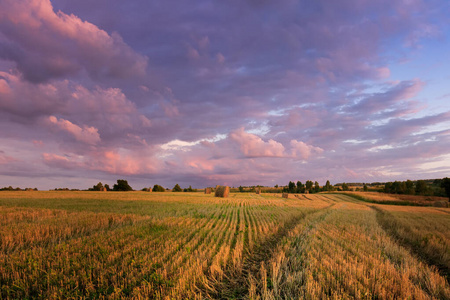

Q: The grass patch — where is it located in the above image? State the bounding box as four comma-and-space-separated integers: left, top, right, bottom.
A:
341, 192, 431, 206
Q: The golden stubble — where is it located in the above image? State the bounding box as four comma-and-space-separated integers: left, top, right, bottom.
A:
0, 191, 448, 299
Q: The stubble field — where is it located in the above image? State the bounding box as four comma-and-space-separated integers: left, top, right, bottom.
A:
0, 191, 449, 299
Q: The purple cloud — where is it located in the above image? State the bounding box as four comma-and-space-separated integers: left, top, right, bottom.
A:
0, 0, 147, 83
0, 0, 449, 189
46, 116, 100, 145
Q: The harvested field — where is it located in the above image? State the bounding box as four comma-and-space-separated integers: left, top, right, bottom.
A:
0, 191, 448, 299
342, 191, 449, 206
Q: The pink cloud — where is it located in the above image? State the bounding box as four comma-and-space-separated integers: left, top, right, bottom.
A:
0, 71, 60, 116
187, 45, 200, 60
159, 101, 180, 118
64, 84, 153, 130
198, 36, 210, 49
88, 150, 157, 175
216, 53, 225, 64
273, 107, 322, 130
230, 128, 285, 157
0, 71, 152, 140
0, 78, 11, 94
200, 140, 216, 148
290, 140, 324, 160
375, 67, 391, 79
48, 116, 100, 145
32, 140, 44, 147
350, 79, 425, 115
41, 148, 159, 176
381, 79, 425, 102
42, 153, 78, 169
229, 128, 323, 160
186, 159, 215, 171
0, 0, 148, 82
0, 152, 17, 164
68, 85, 135, 114
344, 167, 360, 179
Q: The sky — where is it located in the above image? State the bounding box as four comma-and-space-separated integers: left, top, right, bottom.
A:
1, 0, 450, 190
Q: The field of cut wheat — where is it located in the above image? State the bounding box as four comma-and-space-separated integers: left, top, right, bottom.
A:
343, 191, 449, 206
0, 191, 449, 299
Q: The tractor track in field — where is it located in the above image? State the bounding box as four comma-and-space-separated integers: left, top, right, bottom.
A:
203, 204, 334, 299
435, 208, 450, 215
371, 206, 450, 284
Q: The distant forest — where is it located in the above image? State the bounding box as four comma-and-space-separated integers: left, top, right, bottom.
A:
1, 178, 449, 199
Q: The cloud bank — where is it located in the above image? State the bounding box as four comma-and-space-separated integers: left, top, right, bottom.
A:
0, 0, 449, 189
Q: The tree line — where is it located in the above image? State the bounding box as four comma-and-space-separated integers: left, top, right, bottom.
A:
283, 180, 370, 193
384, 178, 450, 198
282, 180, 337, 194
89, 180, 196, 192
0, 186, 38, 191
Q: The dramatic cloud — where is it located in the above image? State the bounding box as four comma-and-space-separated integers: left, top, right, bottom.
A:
290, 140, 324, 160
0, 0, 147, 83
0, 0, 449, 189
229, 128, 323, 160
47, 116, 100, 145
353, 79, 423, 109
0, 151, 16, 164
42, 153, 78, 169
230, 128, 286, 158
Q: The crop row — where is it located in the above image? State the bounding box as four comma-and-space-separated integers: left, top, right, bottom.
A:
1, 192, 448, 299
0, 193, 329, 299
247, 195, 450, 299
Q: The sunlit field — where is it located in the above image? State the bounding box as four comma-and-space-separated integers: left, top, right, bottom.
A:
342, 191, 449, 206
0, 191, 449, 299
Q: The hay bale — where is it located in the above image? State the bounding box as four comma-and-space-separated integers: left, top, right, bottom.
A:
256, 188, 261, 194
433, 201, 449, 208
102, 187, 107, 192
282, 193, 289, 199
205, 187, 212, 194
215, 185, 230, 198
148, 187, 152, 192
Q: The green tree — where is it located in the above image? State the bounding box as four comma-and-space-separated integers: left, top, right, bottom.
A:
314, 181, 320, 193
441, 177, 450, 200
153, 184, 165, 192
394, 181, 406, 194
325, 180, 332, 191
296, 181, 304, 193
342, 182, 349, 191
363, 184, 368, 192
104, 184, 111, 191
305, 180, 313, 193
415, 180, 428, 195
92, 182, 104, 191
288, 181, 296, 193
113, 179, 133, 191
173, 184, 182, 192
183, 186, 194, 192
238, 186, 244, 192
384, 182, 392, 193
405, 180, 414, 195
